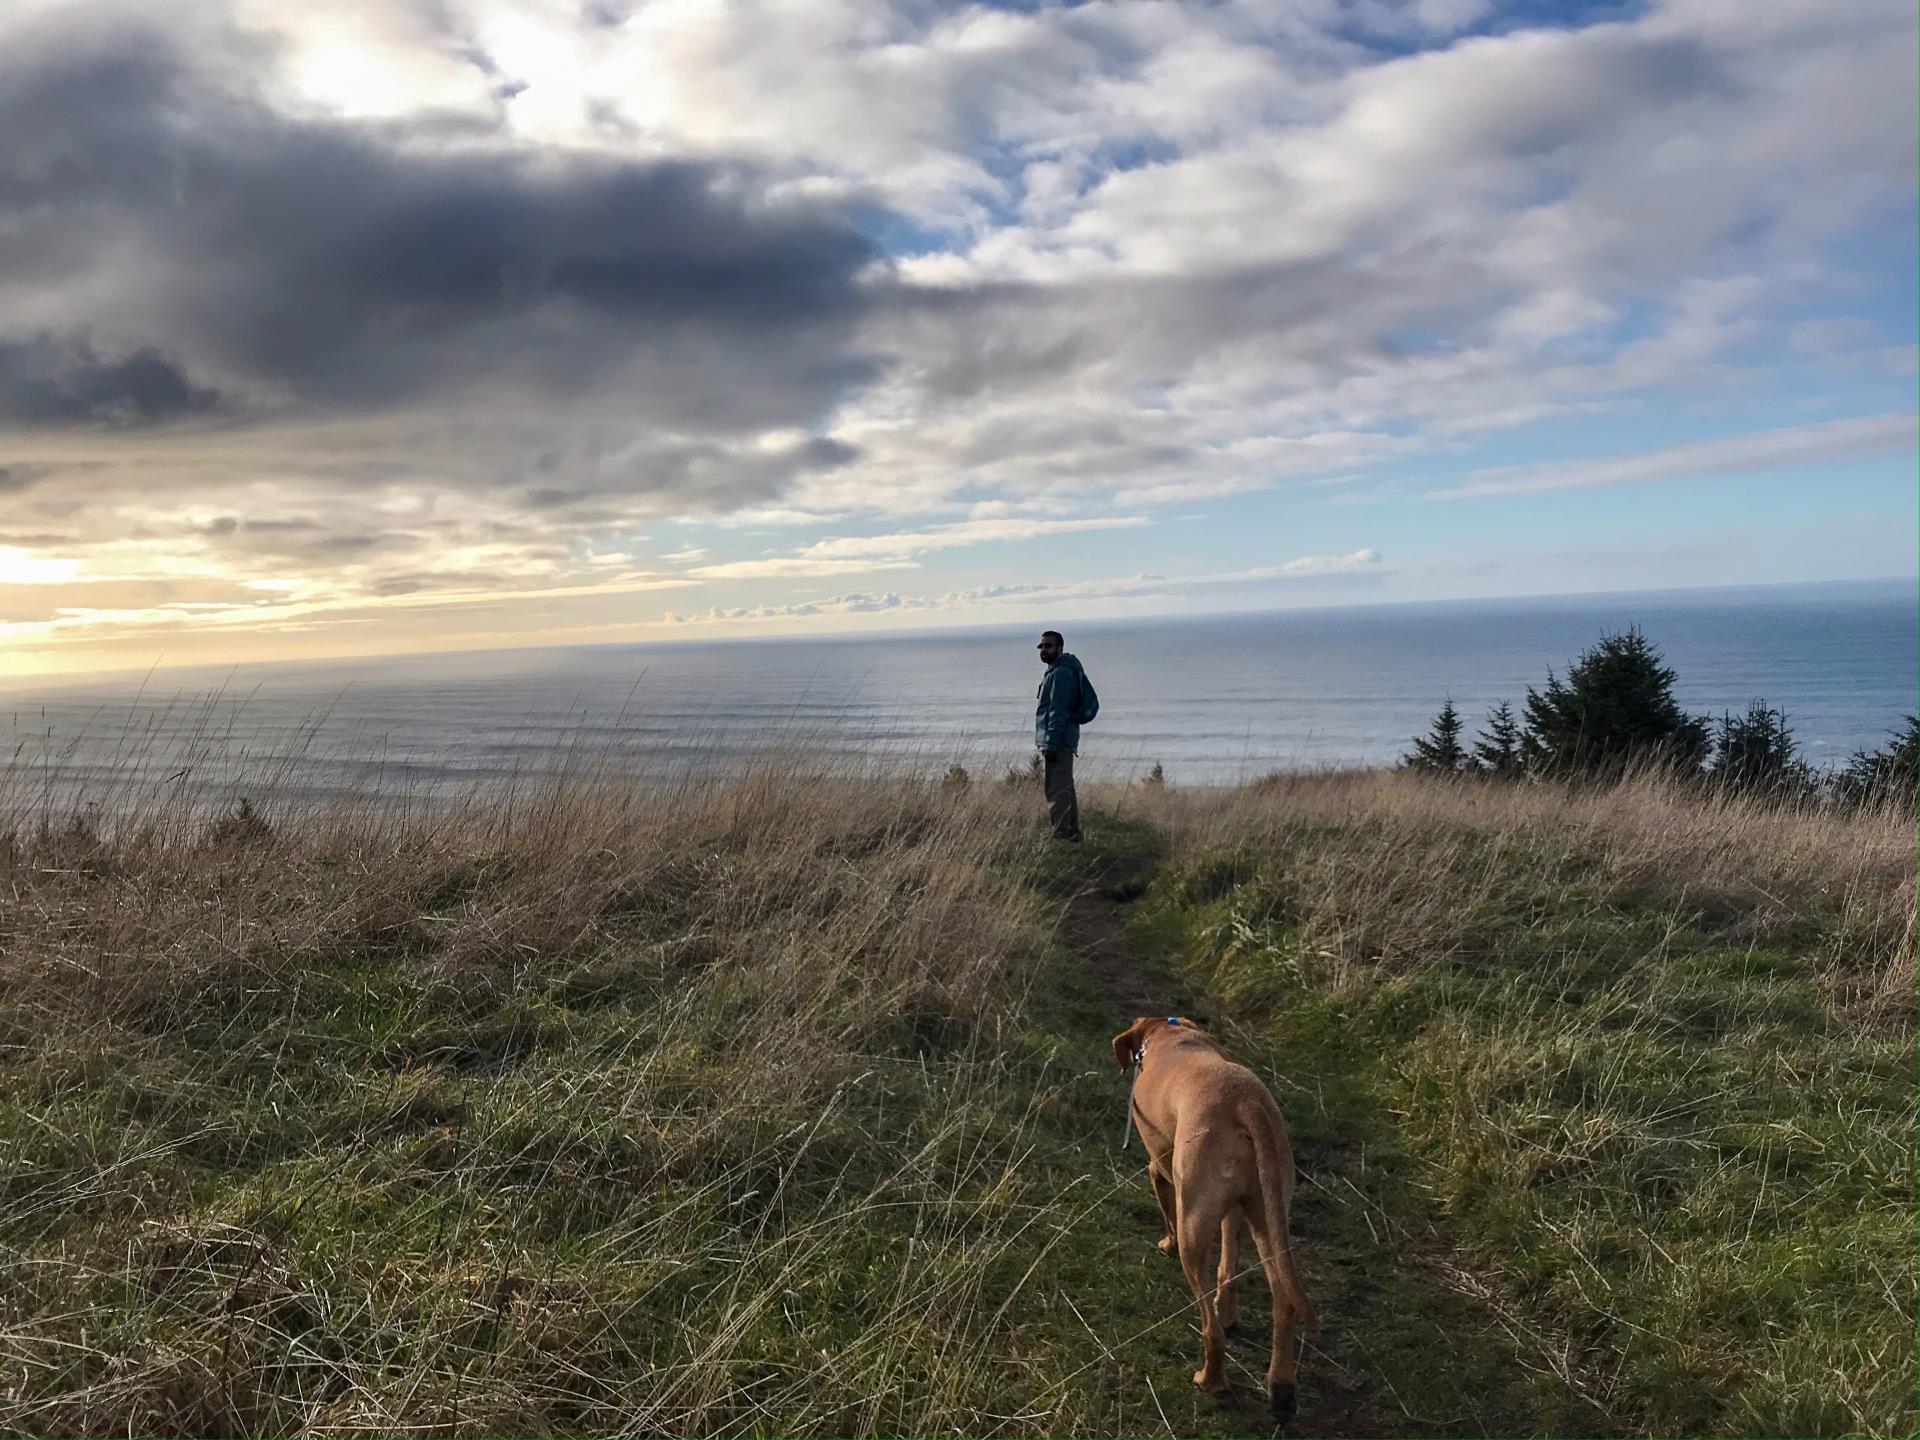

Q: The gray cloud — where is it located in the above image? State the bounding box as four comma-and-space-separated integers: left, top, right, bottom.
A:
0, 335, 219, 427
0, 10, 885, 500
1426, 413, 1920, 499
0, 463, 58, 493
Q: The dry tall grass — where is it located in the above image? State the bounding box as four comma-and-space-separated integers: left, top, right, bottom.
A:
0, 758, 1093, 1436
1133, 765, 1915, 1023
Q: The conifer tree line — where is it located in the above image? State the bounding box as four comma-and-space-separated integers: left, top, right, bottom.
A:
1401, 626, 1918, 807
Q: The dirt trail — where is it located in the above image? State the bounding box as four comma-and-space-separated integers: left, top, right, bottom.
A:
1060, 854, 1165, 1021
1057, 855, 1412, 1439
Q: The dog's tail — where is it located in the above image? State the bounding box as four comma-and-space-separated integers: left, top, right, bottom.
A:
1241, 1098, 1318, 1325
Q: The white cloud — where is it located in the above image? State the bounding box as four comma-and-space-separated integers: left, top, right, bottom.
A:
1227, 548, 1382, 579
1426, 414, 1920, 499
0, 569, 699, 652
665, 548, 1387, 624
665, 590, 905, 624
684, 556, 922, 579
797, 515, 1149, 559
926, 547, 1388, 607
698, 507, 849, 529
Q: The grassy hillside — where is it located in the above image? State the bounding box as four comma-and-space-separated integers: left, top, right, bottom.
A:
0, 765, 1910, 1436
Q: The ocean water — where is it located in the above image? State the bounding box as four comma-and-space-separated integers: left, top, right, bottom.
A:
3, 579, 1913, 811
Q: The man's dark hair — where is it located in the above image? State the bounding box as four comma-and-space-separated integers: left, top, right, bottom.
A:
1041, 630, 1063, 643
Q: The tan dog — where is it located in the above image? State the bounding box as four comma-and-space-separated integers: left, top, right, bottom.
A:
1113, 1015, 1317, 1415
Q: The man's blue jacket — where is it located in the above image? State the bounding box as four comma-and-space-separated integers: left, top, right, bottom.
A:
1035, 652, 1087, 755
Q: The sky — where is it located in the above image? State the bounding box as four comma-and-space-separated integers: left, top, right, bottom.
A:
0, 0, 1914, 677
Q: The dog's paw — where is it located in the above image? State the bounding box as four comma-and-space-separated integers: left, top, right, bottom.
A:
1192, 1369, 1229, 1394
1269, 1382, 1296, 1421
1155, 1234, 1177, 1256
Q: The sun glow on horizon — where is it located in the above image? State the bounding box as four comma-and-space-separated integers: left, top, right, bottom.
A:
0, 546, 84, 586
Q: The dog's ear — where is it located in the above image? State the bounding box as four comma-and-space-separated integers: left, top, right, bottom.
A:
1112, 1018, 1147, 1070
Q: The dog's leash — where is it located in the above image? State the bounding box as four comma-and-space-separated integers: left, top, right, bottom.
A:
1121, 1050, 1142, 1148
1121, 1016, 1183, 1149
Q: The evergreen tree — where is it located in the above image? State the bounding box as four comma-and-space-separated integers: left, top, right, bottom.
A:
1471, 701, 1524, 778
1521, 627, 1709, 779
1707, 703, 1813, 800
1836, 715, 1920, 810
1404, 699, 1468, 774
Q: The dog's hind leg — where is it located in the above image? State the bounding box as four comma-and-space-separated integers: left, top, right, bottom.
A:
1241, 1101, 1315, 1419
1246, 1202, 1300, 1420
1215, 1211, 1241, 1332
1149, 1162, 1178, 1255
1177, 1199, 1229, 1393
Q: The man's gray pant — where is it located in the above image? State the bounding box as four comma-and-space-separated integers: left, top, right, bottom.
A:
1043, 749, 1081, 842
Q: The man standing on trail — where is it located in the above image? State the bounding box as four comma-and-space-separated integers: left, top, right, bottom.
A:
1035, 630, 1097, 844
